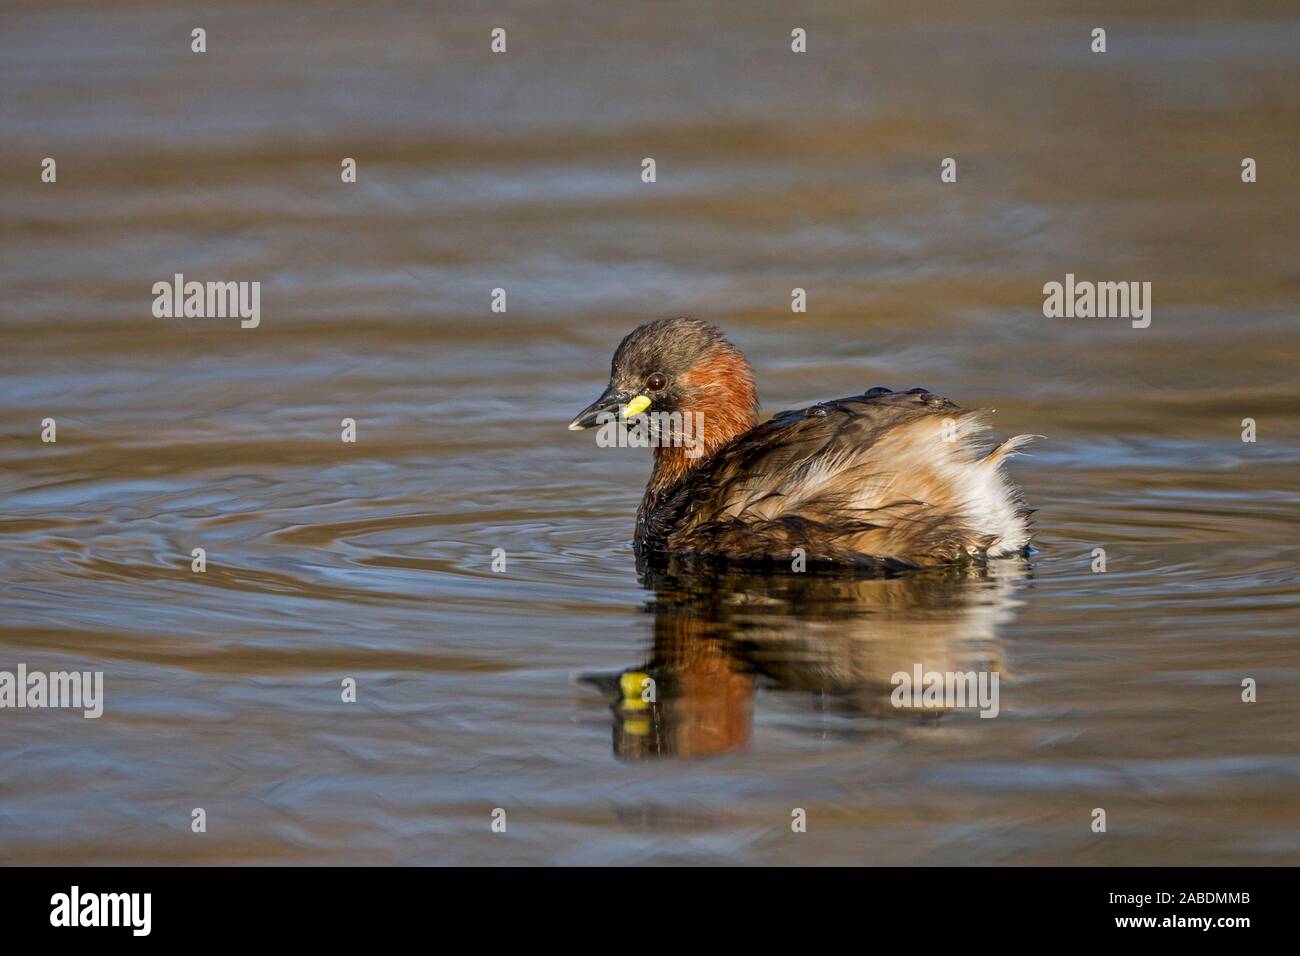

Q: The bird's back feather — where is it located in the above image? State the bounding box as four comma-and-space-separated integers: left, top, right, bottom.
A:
636, 390, 1034, 569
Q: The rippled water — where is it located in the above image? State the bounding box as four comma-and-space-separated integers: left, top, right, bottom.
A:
2, 1, 1299, 864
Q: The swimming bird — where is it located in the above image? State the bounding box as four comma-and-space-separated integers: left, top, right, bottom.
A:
568, 317, 1035, 570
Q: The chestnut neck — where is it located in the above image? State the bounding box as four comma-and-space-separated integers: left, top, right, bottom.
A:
647, 348, 760, 495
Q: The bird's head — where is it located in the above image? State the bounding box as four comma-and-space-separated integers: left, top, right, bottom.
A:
568, 317, 759, 458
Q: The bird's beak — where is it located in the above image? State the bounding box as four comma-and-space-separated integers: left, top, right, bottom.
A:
568, 385, 651, 431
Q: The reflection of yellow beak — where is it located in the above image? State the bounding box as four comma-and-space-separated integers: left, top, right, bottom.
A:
622, 716, 651, 736
620, 671, 650, 711
621, 395, 651, 417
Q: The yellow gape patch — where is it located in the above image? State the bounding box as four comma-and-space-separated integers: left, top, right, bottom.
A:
621, 395, 651, 417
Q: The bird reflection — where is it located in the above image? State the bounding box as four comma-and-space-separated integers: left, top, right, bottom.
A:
582, 556, 1028, 760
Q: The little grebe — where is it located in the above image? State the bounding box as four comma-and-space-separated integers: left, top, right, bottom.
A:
569, 317, 1034, 570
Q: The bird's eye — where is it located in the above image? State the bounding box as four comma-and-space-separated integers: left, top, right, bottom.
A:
645, 372, 667, 392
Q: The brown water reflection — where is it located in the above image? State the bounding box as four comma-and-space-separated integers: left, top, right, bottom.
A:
592, 562, 1020, 760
